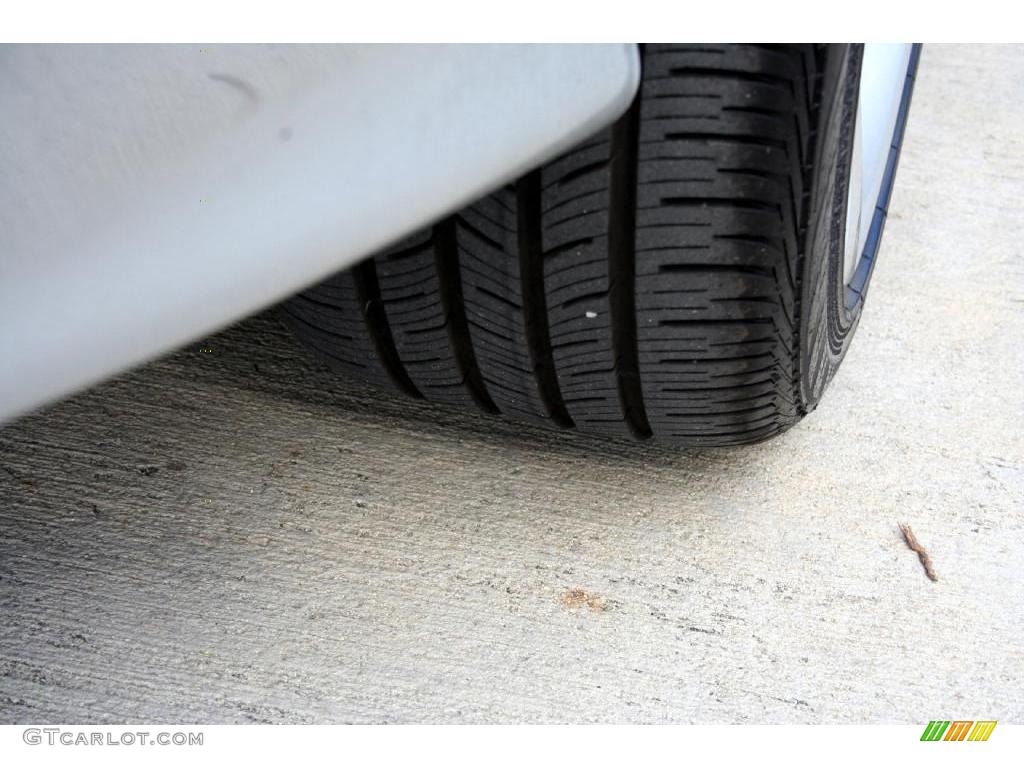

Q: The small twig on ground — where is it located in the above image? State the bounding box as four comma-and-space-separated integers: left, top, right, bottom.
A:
899, 523, 938, 582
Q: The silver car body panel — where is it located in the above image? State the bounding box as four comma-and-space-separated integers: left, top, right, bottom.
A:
0, 44, 639, 421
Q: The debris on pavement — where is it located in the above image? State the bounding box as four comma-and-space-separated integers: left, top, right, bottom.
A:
899, 522, 938, 582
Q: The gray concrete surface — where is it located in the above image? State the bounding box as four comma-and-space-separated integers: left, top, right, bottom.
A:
1, 45, 1022, 724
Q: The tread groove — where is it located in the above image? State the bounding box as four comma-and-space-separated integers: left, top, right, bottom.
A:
351, 261, 422, 398
432, 218, 500, 414
516, 170, 574, 428
608, 80, 653, 440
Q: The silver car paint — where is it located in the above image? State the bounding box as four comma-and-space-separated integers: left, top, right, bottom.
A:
0, 44, 639, 421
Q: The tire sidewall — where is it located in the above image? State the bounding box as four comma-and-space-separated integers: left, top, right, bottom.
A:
800, 44, 865, 409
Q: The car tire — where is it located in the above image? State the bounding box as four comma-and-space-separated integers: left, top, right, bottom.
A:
282, 43, 918, 447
